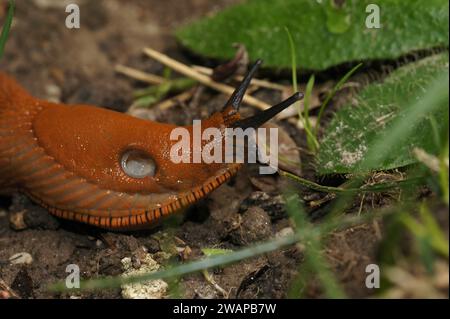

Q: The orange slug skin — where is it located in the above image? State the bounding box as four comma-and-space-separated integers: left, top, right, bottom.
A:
0, 72, 242, 230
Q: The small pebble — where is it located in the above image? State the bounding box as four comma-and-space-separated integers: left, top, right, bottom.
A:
121, 252, 168, 299
45, 84, 62, 102
275, 227, 295, 238
9, 211, 27, 231
9, 252, 33, 265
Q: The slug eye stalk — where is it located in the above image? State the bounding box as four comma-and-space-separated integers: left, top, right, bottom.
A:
223, 59, 263, 112
223, 58, 303, 128
233, 92, 304, 129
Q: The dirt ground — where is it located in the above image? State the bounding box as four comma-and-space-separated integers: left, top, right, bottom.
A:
0, 0, 394, 299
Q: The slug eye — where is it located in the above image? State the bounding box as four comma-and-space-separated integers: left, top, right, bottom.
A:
120, 149, 156, 179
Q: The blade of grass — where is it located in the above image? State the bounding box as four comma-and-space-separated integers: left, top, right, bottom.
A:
49, 201, 395, 293
0, 0, 14, 60
439, 141, 449, 205
287, 258, 312, 298
49, 232, 301, 291
303, 74, 315, 129
284, 192, 308, 228
429, 116, 442, 150
303, 238, 346, 298
419, 203, 449, 257
285, 27, 298, 100
314, 63, 362, 135
304, 74, 318, 151
284, 192, 346, 298
398, 209, 448, 259
285, 27, 318, 152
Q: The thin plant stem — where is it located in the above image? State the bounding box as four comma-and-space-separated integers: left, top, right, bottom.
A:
0, 0, 14, 60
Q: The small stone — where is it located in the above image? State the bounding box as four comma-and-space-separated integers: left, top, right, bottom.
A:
11, 268, 33, 298
45, 84, 62, 103
144, 238, 161, 254
9, 252, 33, 265
9, 211, 27, 231
8, 194, 59, 230
177, 246, 192, 261
275, 227, 295, 238
120, 253, 168, 299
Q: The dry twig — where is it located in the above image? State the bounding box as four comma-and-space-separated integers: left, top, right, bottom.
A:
192, 65, 287, 91
115, 64, 165, 85
143, 47, 271, 111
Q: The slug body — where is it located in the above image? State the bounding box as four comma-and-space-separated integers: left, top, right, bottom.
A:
0, 61, 302, 230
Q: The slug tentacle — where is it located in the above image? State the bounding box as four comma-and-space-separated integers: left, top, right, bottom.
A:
224, 59, 263, 112
0, 60, 302, 230
232, 92, 304, 129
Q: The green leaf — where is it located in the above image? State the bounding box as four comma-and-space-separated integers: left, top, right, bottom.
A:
317, 53, 449, 174
325, 2, 351, 35
176, 0, 449, 70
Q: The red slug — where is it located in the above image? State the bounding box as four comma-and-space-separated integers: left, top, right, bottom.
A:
0, 60, 302, 230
